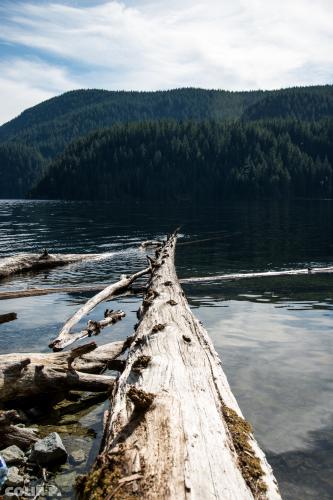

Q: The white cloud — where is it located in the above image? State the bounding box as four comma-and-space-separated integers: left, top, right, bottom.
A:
0, 59, 80, 124
0, 0, 332, 123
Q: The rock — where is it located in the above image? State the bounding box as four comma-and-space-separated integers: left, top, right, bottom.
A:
55, 470, 77, 491
30, 433, 67, 466
70, 449, 85, 464
0, 446, 25, 465
6, 466, 24, 487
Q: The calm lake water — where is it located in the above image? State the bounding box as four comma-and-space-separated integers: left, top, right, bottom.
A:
1, 199, 333, 499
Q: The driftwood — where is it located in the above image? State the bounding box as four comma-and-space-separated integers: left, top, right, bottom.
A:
50, 309, 126, 352
0, 410, 38, 449
78, 232, 280, 500
49, 267, 150, 351
2, 265, 333, 301
0, 340, 132, 404
0, 312, 17, 324
181, 265, 333, 283
0, 285, 146, 301
0, 250, 112, 279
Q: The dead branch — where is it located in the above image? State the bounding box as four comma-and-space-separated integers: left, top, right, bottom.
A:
49, 266, 151, 351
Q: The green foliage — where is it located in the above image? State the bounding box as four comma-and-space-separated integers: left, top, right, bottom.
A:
0, 88, 264, 159
2, 86, 331, 160
0, 143, 44, 198
30, 119, 333, 201
0, 85, 332, 199
243, 86, 333, 121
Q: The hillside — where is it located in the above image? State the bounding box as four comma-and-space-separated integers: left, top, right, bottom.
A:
0, 143, 44, 199
31, 119, 333, 202
0, 88, 264, 158
0, 85, 332, 199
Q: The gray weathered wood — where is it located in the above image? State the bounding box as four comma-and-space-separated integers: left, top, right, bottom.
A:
49, 267, 150, 351
0, 340, 130, 404
0, 251, 109, 279
79, 233, 280, 500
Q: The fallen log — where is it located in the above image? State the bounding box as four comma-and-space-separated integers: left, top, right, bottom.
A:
2, 265, 333, 301
0, 284, 107, 300
0, 312, 17, 324
49, 267, 150, 351
181, 265, 333, 283
78, 232, 280, 500
0, 340, 131, 404
0, 250, 112, 279
0, 409, 38, 449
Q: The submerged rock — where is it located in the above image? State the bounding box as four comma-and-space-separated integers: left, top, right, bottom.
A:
0, 446, 25, 465
70, 449, 85, 465
6, 466, 24, 487
30, 433, 67, 466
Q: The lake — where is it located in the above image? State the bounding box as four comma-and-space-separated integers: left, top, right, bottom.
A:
0, 199, 333, 499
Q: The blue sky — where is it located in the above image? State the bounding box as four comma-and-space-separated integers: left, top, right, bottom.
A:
0, 0, 332, 124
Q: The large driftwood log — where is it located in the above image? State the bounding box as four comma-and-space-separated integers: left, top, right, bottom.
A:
0, 340, 131, 404
78, 233, 280, 500
0, 250, 111, 279
49, 267, 150, 351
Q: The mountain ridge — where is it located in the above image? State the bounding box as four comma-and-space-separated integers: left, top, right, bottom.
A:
0, 84, 332, 199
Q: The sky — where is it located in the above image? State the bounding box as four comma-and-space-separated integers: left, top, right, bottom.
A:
0, 0, 332, 124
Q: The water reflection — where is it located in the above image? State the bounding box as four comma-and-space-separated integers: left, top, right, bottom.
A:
1, 199, 333, 499
268, 419, 333, 500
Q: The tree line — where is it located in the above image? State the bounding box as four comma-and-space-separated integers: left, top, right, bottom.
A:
30, 118, 333, 201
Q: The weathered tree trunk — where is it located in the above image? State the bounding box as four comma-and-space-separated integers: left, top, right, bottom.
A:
49, 267, 150, 351
0, 340, 131, 404
78, 233, 281, 500
0, 251, 109, 279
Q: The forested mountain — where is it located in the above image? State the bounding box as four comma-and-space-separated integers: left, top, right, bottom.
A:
0, 88, 264, 159
31, 119, 333, 201
243, 87, 333, 121
0, 143, 44, 199
0, 85, 332, 199
1, 86, 332, 159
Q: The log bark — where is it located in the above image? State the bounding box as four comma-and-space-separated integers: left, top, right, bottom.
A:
49, 267, 150, 351
0, 251, 110, 279
0, 340, 130, 404
78, 233, 280, 500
